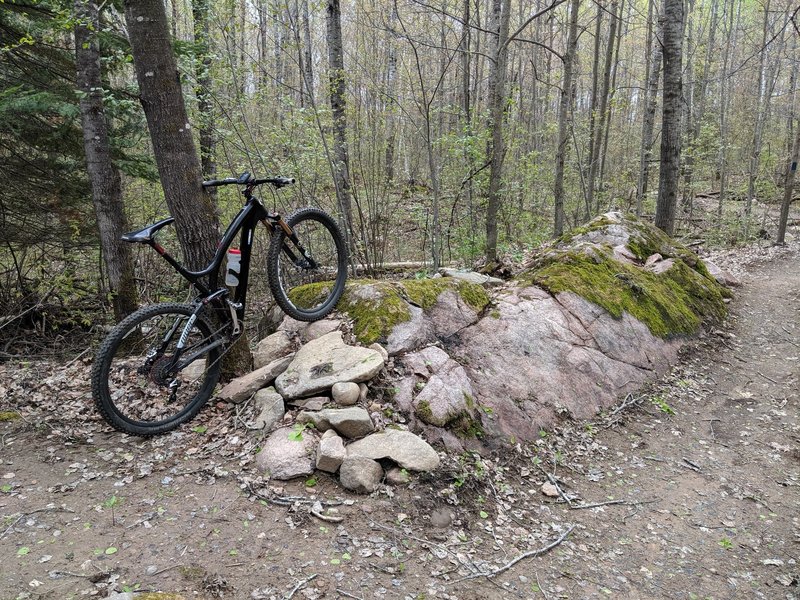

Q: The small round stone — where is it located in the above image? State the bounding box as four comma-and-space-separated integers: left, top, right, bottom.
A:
331, 382, 360, 406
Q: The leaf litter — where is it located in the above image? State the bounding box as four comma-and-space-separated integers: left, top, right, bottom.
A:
0, 241, 798, 599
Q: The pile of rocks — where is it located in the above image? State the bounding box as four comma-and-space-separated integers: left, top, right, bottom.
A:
217, 328, 439, 493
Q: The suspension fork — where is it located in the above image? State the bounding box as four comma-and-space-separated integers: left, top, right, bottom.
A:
265, 216, 318, 269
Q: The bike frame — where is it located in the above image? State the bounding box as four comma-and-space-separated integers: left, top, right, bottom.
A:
146, 191, 290, 324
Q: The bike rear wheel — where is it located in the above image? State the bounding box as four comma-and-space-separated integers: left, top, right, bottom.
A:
267, 207, 348, 321
91, 303, 222, 436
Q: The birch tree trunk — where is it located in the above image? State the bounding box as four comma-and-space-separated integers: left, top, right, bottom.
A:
484, 0, 511, 262
325, 0, 355, 248
75, 0, 138, 321
192, 0, 217, 188
654, 0, 683, 235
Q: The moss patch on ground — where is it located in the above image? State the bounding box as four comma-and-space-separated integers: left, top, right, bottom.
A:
289, 277, 491, 345
0, 411, 21, 422
520, 214, 729, 338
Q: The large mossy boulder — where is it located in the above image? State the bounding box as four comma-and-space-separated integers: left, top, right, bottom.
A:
519, 211, 729, 338
281, 212, 732, 445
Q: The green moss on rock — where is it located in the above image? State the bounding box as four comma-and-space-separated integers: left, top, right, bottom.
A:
524, 246, 726, 338
454, 280, 490, 312
451, 413, 485, 439
415, 399, 434, 423
519, 213, 730, 338
0, 411, 21, 422
287, 276, 492, 345
400, 278, 451, 309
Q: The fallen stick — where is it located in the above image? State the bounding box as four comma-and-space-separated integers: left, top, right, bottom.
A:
284, 573, 317, 600
448, 525, 576, 584
311, 507, 343, 523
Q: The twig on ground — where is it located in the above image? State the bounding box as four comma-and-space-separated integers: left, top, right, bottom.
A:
742, 493, 775, 513
756, 371, 779, 384
682, 457, 702, 472
569, 498, 659, 511
245, 482, 342, 507
311, 507, 343, 523
370, 522, 461, 561
64, 347, 92, 367
284, 573, 317, 600
643, 455, 666, 463
153, 564, 181, 576
335, 589, 363, 600
535, 572, 550, 600
536, 464, 575, 506
448, 525, 575, 584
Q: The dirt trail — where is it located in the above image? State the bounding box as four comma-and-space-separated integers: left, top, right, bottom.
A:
1, 244, 798, 600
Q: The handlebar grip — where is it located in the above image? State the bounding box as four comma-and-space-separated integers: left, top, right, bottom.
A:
202, 177, 238, 188
274, 177, 296, 186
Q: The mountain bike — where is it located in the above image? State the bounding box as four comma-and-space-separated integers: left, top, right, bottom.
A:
91, 173, 348, 436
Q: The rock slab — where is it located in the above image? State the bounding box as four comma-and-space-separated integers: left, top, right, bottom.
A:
218, 355, 293, 403
255, 426, 316, 480
253, 331, 293, 370
297, 407, 374, 439
346, 429, 440, 471
339, 456, 383, 493
252, 387, 285, 430
316, 430, 346, 473
275, 332, 385, 399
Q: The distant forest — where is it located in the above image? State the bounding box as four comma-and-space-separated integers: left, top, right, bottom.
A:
1, 0, 798, 346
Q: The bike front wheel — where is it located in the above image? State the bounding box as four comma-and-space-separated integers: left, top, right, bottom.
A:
91, 303, 222, 436
267, 207, 348, 321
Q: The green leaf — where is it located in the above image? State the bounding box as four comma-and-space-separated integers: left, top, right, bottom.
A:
288, 423, 307, 442
17, 547, 30, 556
105, 547, 117, 555
1, 484, 12, 493
305, 477, 317, 487
330, 558, 341, 565
479, 511, 488, 519
342, 552, 351, 561
192, 425, 208, 433
229, 549, 238, 556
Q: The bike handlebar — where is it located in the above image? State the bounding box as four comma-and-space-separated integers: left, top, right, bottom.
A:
202, 173, 296, 189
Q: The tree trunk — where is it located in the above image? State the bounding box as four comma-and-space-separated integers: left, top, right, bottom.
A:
192, 0, 217, 190
636, 9, 663, 216
484, 0, 511, 262
325, 0, 355, 248
776, 125, 800, 244
301, 0, 314, 106
384, 4, 398, 183
460, 0, 476, 244
586, 1, 618, 218
124, 0, 220, 271
682, 0, 718, 215
584, 3, 604, 220
744, 0, 771, 237
75, 0, 138, 321
654, 0, 683, 236
553, 0, 580, 238
717, 0, 736, 227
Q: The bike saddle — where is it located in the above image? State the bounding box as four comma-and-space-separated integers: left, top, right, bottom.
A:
121, 217, 175, 243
